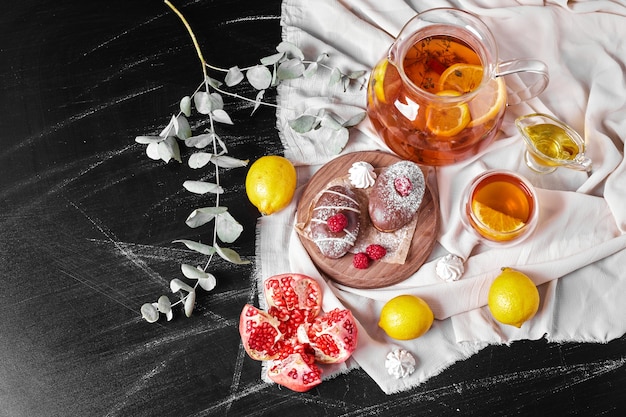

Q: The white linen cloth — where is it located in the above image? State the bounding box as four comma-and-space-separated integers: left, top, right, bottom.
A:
256, 0, 626, 394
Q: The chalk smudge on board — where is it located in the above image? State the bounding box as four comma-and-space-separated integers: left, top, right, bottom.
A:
336, 356, 626, 417
189, 381, 270, 417
103, 360, 168, 417
69, 200, 167, 286
58, 269, 140, 315
220, 270, 260, 415
0, 86, 162, 159
221, 15, 281, 25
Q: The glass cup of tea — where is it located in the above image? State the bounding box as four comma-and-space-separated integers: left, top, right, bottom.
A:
515, 113, 592, 174
461, 170, 538, 246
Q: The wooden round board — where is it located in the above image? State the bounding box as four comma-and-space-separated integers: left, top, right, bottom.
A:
296, 151, 440, 289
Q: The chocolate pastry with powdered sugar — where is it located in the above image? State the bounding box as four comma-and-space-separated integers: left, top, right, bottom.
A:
309, 185, 361, 258
368, 161, 425, 232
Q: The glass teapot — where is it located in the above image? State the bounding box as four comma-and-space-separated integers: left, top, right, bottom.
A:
367, 8, 549, 166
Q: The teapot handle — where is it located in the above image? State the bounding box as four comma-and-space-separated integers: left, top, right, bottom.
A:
495, 59, 549, 105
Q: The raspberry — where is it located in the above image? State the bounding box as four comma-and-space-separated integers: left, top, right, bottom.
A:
366, 244, 387, 260
353, 252, 370, 269
327, 212, 348, 233
394, 176, 413, 197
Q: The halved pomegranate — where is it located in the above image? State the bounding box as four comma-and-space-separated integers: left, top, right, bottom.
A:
297, 308, 358, 364
239, 273, 358, 392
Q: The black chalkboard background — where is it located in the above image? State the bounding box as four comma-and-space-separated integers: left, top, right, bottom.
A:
2, 1, 625, 416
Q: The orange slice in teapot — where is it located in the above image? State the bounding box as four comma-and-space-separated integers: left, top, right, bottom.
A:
425, 90, 470, 137
438, 63, 483, 93
467, 77, 507, 127
438, 64, 507, 128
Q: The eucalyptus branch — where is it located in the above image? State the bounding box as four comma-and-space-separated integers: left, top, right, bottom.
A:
137, 1, 368, 323
164, 0, 209, 82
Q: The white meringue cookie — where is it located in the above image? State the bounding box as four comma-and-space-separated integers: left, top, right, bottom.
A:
385, 348, 416, 379
348, 161, 377, 189
436, 254, 465, 282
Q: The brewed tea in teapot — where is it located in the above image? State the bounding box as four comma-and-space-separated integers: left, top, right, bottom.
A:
367, 8, 549, 166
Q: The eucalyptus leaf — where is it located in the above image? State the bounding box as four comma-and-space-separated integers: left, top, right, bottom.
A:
316, 52, 329, 63
167, 136, 182, 163
183, 180, 224, 195
197, 273, 217, 291
260, 51, 284, 66
185, 133, 213, 149
135, 135, 162, 144
215, 244, 251, 265
194, 91, 212, 114
181, 263, 210, 280
277, 58, 305, 80
321, 113, 343, 131
342, 76, 350, 92
211, 155, 249, 168
146, 142, 161, 160
225, 66, 244, 87
251, 90, 264, 115
188, 152, 213, 169
158, 136, 181, 163
343, 111, 367, 128
208, 93, 224, 110
246, 65, 272, 90
276, 41, 305, 60
141, 303, 159, 323
328, 67, 342, 86
303, 62, 318, 78
185, 206, 228, 228
159, 115, 176, 137
341, 76, 351, 92
184, 291, 196, 317
172, 239, 216, 256
180, 96, 192, 117
157, 295, 172, 314
347, 70, 367, 79
288, 115, 318, 133
175, 115, 191, 140
206, 76, 222, 89
212, 109, 234, 125
216, 211, 243, 243
327, 126, 350, 154
170, 278, 194, 294
214, 133, 228, 155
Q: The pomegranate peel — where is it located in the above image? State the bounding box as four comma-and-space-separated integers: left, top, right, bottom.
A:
239, 273, 358, 392
267, 352, 322, 392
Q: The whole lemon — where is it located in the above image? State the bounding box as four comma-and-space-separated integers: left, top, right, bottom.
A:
245, 155, 297, 216
378, 295, 434, 340
488, 267, 540, 328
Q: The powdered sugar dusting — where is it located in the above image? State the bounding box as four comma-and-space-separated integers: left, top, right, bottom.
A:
369, 161, 425, 232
